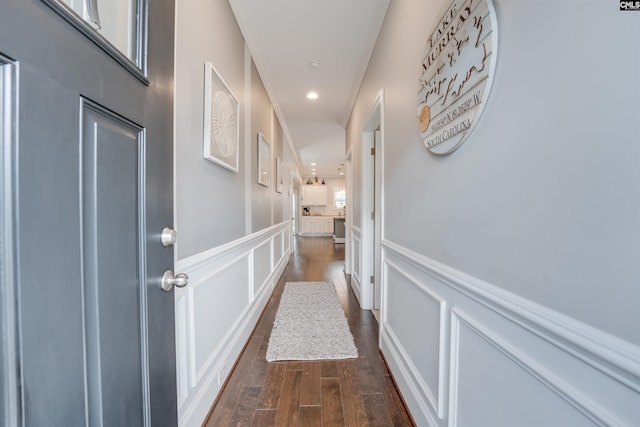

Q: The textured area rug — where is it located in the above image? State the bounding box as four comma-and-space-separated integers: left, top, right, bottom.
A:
266, 281, 359, 362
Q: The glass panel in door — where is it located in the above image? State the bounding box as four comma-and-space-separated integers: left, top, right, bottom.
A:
44, 0, 147, 79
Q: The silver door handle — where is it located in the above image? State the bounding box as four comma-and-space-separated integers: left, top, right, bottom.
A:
161, 270, 189, 292
161, 227, 177, 247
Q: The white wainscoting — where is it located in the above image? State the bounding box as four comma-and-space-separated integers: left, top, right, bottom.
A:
381, 240, 640, 427
175, 221, 291, 426
350, 226, 362, 306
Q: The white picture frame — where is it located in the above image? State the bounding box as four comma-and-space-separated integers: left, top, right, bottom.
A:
203, 62, 240, 172
276, 157, 283, 193
257, 133, 271, 187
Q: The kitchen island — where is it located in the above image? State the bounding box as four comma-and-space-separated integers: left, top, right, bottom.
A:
333, 217, 345, 243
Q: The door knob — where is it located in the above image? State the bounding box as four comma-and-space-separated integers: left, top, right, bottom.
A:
161, 270, 189, 292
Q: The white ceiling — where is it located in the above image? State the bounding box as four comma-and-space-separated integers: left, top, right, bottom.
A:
228, 0, 390, 178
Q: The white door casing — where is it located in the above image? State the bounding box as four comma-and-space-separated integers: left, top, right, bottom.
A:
359, 89, 385, 311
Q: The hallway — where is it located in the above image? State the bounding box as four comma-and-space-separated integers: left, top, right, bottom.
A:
204, 237, 414, 426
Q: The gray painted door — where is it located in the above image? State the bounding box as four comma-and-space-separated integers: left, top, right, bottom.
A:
0, 1, 176, 426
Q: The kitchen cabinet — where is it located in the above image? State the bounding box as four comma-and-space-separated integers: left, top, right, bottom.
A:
300, 217, 334, 235
301, 185, 327, 206
320, 217, 333, 234
300, 217, 316, 234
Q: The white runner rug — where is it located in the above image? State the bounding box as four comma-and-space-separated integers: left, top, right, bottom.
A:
266, 281, 359, 362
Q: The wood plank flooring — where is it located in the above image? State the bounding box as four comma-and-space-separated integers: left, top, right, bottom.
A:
203, 236, 415, 426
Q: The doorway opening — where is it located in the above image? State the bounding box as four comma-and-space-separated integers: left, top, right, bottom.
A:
290, 171, 300, 244
359, 89, 384, 314
344, 151, 353, 276
372, 128, 382, 311
292, 189, 298, 235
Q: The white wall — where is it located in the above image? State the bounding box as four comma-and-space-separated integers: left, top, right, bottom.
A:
347, 0, 640, 425
249, 59, 275, 232
174, 0, 247, 258
173, 1, 299, 424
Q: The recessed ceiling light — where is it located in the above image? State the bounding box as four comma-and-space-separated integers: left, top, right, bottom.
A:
311, 162, 316, 166
306, 92, 319, 100
312, 172, 316, 175
309, 60, 321, 69
339, 172, 344, 175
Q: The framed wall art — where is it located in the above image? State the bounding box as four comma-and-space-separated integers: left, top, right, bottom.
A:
275, 157, 283, 193
257, 133, 271, 187
203, 61, 240, 172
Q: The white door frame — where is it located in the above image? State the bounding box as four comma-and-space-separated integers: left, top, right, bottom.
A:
359, 89, 384, 310
373, 129, 383, 310
290, 170, 301, 240
344, 149, 353, 275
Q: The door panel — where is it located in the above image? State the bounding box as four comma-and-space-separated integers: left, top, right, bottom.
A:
0, 0, 176, 425
18, 64, 86, 427
82, 101, 146, 426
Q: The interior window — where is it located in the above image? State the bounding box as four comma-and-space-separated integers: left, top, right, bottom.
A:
334, 190, 346, 209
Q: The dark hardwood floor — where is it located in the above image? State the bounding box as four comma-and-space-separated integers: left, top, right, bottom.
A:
203, 236, 415, 426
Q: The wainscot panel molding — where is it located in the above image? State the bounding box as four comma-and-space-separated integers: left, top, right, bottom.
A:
175, 221, 291, 427
448, 309, 619, 427
253, 239, 272, 300
380, 239, 640, 427
383, 259, 448, 419
381, 324, 441, 427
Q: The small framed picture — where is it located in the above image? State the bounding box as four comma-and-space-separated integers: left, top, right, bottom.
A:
257, 133, 271, 187
276, 157, 283, 193
203, 62, 239, 172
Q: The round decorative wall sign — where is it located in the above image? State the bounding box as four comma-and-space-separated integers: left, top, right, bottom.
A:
417, 0, 498, 155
